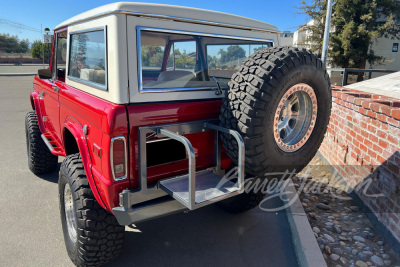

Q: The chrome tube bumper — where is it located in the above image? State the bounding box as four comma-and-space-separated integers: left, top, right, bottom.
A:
112, 119, 245, 226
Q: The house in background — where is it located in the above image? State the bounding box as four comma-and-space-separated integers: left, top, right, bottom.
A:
293, 20, 317, 49
293, 19, 400, 81
367, 38, 400, 78
278, 31, 294, 46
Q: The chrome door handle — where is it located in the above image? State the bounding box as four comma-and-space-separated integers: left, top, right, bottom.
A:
51, 85, 60, 93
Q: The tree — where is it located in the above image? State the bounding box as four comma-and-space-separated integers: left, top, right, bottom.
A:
141, 45, 164, 68
218, 45, 246, 64
296, 0, 327, 57
207, 55, 218, 68
0, 33, 20, 53
0, 34, 31, 55
330, 0, 400, 72
175, 49, 195, 69
17, 39, 29, 53
298, 0, 400, 81
31, 41, 51, 60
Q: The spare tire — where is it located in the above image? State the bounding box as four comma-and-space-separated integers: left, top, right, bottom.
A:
220, 46, 331, 177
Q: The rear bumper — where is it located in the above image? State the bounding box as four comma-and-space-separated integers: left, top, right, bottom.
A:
113, 119, 245, 225
113, 197, 187, 225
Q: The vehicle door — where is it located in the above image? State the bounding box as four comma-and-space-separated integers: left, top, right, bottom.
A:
39, 30, 67, 140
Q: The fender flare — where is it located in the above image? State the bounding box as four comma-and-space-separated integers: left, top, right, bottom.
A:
31, 91, 46, 134
63, 116, 109, 211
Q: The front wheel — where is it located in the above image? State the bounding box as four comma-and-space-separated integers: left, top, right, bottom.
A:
25, 111, 58, 174
59, 154, 125, 266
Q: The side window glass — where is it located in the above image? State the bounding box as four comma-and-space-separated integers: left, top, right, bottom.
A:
68, 30, 107, 88
55, 31, 67, 80
168, 41, 197, 71
140, 44, 165, 70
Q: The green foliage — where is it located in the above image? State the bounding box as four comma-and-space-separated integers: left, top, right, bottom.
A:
330, 0, 400, 69
298, 0, 400, 71
296, 0, 327, 57
31, 41, 51, 60
17, 39, 30, 53
141, 45, 196, 70
141, 45, 164, 68
0, 33, 30, 54
175, 49, 195, 69
207, 55, 218, 68
218, 45, 246, 64
140, 43, 247, 71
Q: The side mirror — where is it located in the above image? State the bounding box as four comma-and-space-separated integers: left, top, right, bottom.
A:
57, 68, 66, 79
38, 69, 52, 79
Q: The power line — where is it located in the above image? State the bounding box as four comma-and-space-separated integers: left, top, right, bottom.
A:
0, 18, 41, 33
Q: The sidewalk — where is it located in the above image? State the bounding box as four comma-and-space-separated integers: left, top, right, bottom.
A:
346, 71, 400, 99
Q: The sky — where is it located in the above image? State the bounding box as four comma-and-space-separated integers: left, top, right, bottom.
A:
0, 0, 311, 44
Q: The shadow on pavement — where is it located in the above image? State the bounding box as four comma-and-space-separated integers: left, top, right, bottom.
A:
107, 200, 298, 267
33, 163, 61, 183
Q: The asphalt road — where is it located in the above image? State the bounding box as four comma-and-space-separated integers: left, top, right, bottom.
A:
0, 76, 298, 267
0, 64, 43, 74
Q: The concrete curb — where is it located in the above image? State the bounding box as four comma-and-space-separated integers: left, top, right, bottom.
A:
0, 73, 36, 76
284, 179, 327, 267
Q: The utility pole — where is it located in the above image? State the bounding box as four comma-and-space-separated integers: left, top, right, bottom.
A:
321, 0, 333, 66
41, 24, 44, 69
44, 28, 50, 64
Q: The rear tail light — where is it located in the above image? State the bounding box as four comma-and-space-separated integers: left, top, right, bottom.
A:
110, 136, 127, 181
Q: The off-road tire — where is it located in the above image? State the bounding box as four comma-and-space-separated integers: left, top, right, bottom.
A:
59, 154, 125, 266
220, 46, 331, 177
25, 111, 58, 174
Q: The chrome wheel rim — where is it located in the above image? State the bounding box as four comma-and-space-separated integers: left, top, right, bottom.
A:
64, 183, 77, 242
273, 83, 318, 152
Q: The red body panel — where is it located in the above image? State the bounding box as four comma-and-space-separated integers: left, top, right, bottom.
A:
32, 32, 230, 212
127, 100, 226, 189
33, 76, 230, 211
33, 74, 129, 211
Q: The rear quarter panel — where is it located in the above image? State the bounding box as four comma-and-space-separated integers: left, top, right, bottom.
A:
59, 84, 129, 212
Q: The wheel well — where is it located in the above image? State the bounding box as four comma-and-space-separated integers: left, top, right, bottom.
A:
30, 95, 35, 110
64, 128, 79, 156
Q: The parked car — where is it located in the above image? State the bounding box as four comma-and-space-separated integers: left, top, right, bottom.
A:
26, 2, 331, 266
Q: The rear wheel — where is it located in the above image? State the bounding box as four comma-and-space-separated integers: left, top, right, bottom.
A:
59, 154, 125, 266
25, 111, 58, 174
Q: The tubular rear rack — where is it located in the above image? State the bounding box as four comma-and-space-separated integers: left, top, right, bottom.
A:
113, 120, 245, 225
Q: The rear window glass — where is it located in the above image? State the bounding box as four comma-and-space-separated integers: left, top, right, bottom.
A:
139, 29, 272, 92
206, 43, 269, 79
68, 30, 106, 88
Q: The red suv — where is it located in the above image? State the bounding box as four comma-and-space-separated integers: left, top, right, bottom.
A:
26, 3, 331, 266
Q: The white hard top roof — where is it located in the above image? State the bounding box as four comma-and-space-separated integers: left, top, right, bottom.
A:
54, 2, 279, 33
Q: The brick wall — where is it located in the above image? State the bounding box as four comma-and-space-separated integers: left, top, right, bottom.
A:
319, 86, 400, 242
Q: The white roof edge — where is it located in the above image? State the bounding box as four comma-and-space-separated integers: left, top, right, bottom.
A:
54, 2, 279, 33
